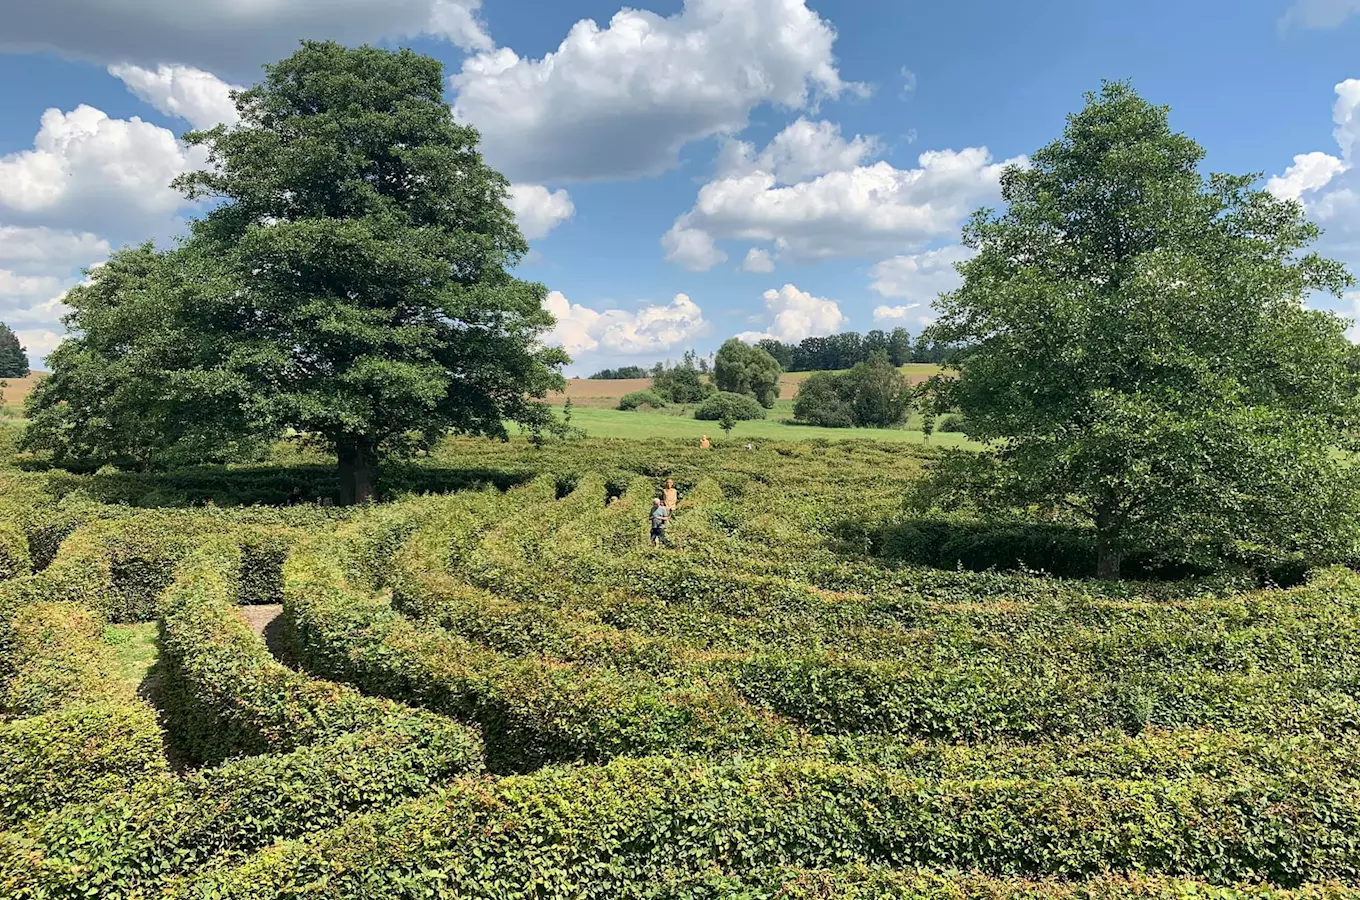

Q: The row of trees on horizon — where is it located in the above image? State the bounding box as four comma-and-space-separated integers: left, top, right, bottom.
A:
587, 329, 954, 380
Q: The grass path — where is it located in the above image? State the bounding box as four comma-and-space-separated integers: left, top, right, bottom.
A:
547, 405, 978, 445
101, 622, 159, 699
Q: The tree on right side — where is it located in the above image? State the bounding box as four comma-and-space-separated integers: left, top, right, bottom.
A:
922, 82, 1360, 580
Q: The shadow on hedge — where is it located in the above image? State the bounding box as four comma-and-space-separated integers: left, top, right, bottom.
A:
35, 464, 534, 508
857, 518, 1221, 582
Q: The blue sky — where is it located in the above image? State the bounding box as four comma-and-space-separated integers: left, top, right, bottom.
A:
1, 0, 1358, 375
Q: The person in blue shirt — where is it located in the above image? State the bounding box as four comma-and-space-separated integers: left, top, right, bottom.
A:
650, 497, 670, 547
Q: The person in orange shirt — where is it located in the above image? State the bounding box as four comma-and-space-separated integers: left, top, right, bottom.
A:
699, 434, 711, 449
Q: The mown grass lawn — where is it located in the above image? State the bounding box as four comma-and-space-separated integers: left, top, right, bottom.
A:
550, 404, 978, 445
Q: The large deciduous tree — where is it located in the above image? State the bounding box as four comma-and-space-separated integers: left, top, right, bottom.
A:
28, 43, 566, 502
714, 338, 782, 408
921, 82, 1360, 579
23, 245, 265, 471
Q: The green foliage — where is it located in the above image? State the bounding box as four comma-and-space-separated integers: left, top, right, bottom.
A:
27, 44, 566, 503
793, 355, 911, 428
618, 390, 669, 411
652, 358, 715, 404
3, 723, 481, 899
589, 366, 649, 379
156, 538, 480, 765
714, 338, 782, 408
181, 755, 1360, 896
0, 704, 165, 829
922, 82, 1360, 578
0, 323, 29, 379
0, 595, 166, 828
694, 392, 766, 422
21, 246, 270, 473
0, 521, 29, 580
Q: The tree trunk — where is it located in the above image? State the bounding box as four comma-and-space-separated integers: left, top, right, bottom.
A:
336, 436, 378, 506
1094, 502, 1123, 580
1096, 540, 1123, 580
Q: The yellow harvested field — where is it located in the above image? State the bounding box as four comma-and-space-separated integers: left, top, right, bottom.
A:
0, 372, 46, 408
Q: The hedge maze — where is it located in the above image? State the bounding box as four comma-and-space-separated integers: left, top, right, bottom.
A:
4, 437, 1360, 898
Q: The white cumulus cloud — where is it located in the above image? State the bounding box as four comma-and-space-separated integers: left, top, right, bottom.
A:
666, 133, 1022, 270
506, 184, 575, 240
2, 0, 492, 79
662, 226, 728, 272
872, 304, 923, 324
1268, 151, 1349, 201
735, 283, 846, 343
0, 104, 203, 238
742, 248, 775, 273
870, 245, 973, 302
449, 0, 856, 183
717, 118, 879, 185
543, 291, 708, 357
109, 64, 243, 130
0, 226, 110, 271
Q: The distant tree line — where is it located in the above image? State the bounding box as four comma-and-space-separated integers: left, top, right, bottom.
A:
590, 331, 954, 381
757, 328, 954, 372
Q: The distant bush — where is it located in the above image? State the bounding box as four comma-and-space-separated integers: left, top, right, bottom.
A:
793, 354, 910, 428
938, 413, 967, 433
695, 392, 766, 422
617, 390, 667, 411
792, 372, 856, 428
653, 361, 714, 404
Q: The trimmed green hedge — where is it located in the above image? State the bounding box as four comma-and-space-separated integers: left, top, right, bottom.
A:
284, 545, 784, 772
1, 722, 482, 900
1, 600, 124, 716
0, 521, 29, 580
651, 868, 1360, 900
157, 539, 482, 765
176, 756, 1360, 897
0, 702, 165, 829
0, 592, 167, 827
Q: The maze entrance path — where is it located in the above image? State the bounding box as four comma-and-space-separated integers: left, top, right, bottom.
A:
235, 604, 289, 663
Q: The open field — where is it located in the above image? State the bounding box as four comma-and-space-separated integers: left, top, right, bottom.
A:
0, 372, 45, 413
552, 363, 944, 407
558, 404, 976, 444
4, 431, 1360, 897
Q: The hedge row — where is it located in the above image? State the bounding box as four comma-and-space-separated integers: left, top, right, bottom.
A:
1, 722, 483, 900
737, 651, 1360, 739
807, 727, 1360, 783
176, 756, 1360, 897
283, 545, 785, 772
156, 538, 482, 765
0, 699, 165, 829
1, 600, 124, 715
0, 590, 166, 827
653, 868, 1360, 900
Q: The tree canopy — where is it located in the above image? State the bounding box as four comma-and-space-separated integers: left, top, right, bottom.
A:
792, 353, 911, 428
920, 81, 1360, 579
0, 323, 28, 379
714, 338, 781, 408
25, 42, 566, 502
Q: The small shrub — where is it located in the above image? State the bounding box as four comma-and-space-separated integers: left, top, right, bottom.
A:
617, 390, 667, 411
938, 413, 967, 433
695, 392, 766, 422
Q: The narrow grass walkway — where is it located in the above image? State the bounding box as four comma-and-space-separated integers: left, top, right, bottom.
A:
101, 622, 159, 699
